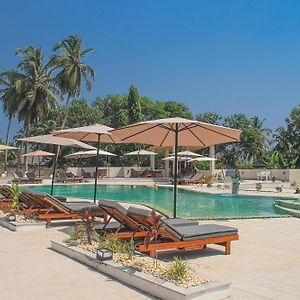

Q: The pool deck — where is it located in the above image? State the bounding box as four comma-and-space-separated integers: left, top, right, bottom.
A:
0, 218, 299, 299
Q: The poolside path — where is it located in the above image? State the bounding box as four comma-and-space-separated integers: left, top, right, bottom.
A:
0, 218, 299, 299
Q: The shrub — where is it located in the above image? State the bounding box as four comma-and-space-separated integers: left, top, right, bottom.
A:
271, 176, 276, 182
275, 186, 283, 193
167, 257, 189, 281
11, 183, 21, 214
256, 183, 262, 192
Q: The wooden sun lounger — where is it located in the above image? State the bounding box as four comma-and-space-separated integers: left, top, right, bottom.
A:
97, 199, 148, 239
126, 206, 239, 257
178, 174, 213, 185
21, 191, 107, 226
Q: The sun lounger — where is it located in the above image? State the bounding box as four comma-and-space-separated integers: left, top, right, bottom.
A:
20, 191, 106, 226
126, 206, 238, 257
97, 199, 149, 238
25, 172, 43, 184
56, 172, 83, 183
12, 171, 29, 184
177, 172, 206, 185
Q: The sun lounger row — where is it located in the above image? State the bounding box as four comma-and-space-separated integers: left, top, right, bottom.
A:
0, 186, 107, 226
97, 199, 239, 257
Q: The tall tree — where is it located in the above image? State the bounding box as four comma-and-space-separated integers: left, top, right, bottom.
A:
48, 35, 95, 128
127, 85, 142, 124
0, 69, 23, 171
195, 112, 222, 124
163, 101, 193, 119
15, 46, 59, 169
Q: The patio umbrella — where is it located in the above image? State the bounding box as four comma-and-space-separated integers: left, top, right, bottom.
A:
112, 117, 241, 217
52, 124, 119, 203
18, 134, 95, 195
65, 149, 117, 178
124, 149, 157, 174
171, 150, 201, 157
65, 149, 116, 159
188, 156, 217, 162
21, 150, 55, 178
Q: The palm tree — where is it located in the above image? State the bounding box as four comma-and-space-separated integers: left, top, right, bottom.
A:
15, 46, 59, 169
48, 35, 95, 129
0, 69, 23, 171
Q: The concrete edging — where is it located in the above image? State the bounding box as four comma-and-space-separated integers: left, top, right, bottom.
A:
0, 217, 47, 231
50, 240, 230, 300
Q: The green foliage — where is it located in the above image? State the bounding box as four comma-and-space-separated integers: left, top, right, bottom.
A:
163, 101, 192, 119
94, 233, 134, 257
167, 257, 190, 280
128, 85, 142, 123
11, 183, 21, 213
275, 186, 283, 193
195, 112, 222, 124
66, 223, 87, 243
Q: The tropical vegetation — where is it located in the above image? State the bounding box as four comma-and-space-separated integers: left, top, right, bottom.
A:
0, 35, 299, 170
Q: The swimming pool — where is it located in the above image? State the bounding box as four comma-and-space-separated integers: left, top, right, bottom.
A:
26, 185, 286, 219
27, 184, 290, 219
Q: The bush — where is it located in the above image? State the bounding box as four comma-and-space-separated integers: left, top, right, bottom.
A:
275, 186, 283, 193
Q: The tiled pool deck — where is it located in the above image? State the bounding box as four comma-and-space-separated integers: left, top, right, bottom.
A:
0, 218, 299, 299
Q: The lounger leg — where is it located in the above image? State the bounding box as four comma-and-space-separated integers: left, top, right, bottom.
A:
203, 244, 207, 249
225, 241, 231, 255
148, 250, 156, 258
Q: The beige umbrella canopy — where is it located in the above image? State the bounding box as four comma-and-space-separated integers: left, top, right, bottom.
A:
65, 149, 116, 159
188, 156, 217, 162
52, 124, 119, 202
18, 135, 96, 149
21, 150, 55, 177
52, 124, 120, 143
112, 117, 241, 218
162, 156, 191, 161
21, 150, 55, 158
171, 150, 201, 157
112, 118, 241, 147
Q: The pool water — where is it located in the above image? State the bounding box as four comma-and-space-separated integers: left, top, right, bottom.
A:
27, 185, 290, 219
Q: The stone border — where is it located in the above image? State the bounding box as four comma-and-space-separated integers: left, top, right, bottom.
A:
51, 240, 230, 300
0, 217, 47, 231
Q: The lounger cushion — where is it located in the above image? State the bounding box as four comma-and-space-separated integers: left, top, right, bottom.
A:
164, 224, 238, 241
98, 199, 128, 216
161, 218, 199, 227
127, 206, 153, 217
65, 203, 104, 213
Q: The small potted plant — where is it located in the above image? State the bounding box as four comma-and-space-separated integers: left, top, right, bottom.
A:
275, 185, 283, 193
271, 176, 276, 182
256, 183, 262, 192
7, 183, 21, 222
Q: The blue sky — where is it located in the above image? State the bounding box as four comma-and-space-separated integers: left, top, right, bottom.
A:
1, 0, 300, 140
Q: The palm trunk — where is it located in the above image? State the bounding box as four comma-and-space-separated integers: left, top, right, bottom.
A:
55, 96, 72, 166
4, 115, 12, 172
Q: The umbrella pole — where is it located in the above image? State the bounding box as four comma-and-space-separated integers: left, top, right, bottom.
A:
173, 124, 179, 218
51, 146, 59, 195
38, 157, 41, 178
94, 135, 101, 203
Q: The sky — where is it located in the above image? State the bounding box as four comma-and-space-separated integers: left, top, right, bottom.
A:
1, 0, 300, 140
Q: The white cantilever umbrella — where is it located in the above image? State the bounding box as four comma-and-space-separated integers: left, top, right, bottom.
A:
65, 149, 116, 159
171, 150, 201, 157
124, 149, 157, 174
188, 156, 217, 162
112, 117, 241, 218
18, 134, 95, 195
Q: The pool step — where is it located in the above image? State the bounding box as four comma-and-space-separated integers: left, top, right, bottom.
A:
274, 200, 300, 218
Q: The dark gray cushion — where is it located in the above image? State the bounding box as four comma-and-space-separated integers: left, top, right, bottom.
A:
127, 206, 153, 217
164, 224, 238, 241
98, 199, 128, 216
65, 203, 104, 213
161, 218, 199, 227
